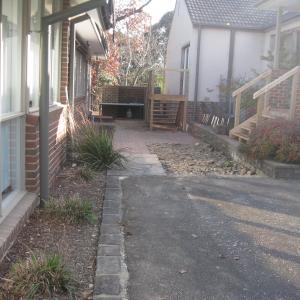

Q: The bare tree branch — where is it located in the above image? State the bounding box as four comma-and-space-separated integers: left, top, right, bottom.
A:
116, 0, 153, 23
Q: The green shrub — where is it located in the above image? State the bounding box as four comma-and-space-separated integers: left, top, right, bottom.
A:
241, 119, 300, 163
3, 254, 73, 299
76, 124, 125, 171
77, 165, 94, 182
44, 194, 96, 224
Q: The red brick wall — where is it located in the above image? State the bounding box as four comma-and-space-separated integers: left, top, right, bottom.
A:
100, 86, 146, 104
25, 107, 68, 193
60, 0, 70, 104
268, 69, 291, 110
295, 72, 300, 121
74, 96, 87, 124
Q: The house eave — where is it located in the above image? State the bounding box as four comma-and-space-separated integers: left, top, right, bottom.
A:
256, 0, 300, 11
192, 22, 267, 32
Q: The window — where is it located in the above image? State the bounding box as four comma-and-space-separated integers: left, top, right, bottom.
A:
75, 49, 88, 98
0, 0, 25, 219
1, 0, 23, 114
279, 31, 300, 69
28, 0, 62, 109
28, 0, 42, 110
180, 44, 190, 96
49, 21, 62, 104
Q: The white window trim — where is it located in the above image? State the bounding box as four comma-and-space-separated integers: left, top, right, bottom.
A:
0, 0, 27, 220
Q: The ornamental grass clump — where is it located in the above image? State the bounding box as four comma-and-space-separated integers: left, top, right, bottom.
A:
77, 165, 95, 182
44, 194, 96, 224
76, 122, 125, 171
2, 253, 73, 299
241, 119, 300, 163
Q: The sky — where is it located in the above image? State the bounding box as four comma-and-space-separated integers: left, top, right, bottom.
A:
144, 0, 177, 24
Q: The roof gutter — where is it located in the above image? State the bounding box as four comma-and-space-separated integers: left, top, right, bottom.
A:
39, 0, 107, 202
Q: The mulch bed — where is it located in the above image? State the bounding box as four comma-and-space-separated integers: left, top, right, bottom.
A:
148, 142, 257, 176
0, 165, 106, 300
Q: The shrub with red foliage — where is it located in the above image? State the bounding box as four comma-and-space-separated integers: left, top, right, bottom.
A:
241, 119, 300, 163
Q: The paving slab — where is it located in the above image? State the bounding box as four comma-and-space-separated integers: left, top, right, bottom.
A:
122, 175, 300, 300
95, 121, 195, 300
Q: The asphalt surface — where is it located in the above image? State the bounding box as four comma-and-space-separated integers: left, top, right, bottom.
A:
122, 175, 300, 300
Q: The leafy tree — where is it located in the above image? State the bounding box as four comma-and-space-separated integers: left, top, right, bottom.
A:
92, 0, 174, 88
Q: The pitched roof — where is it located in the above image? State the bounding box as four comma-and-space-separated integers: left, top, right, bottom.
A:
184, 0, 277, 30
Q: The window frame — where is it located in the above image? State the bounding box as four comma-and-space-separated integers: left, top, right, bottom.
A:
0, 0, 27, 220
74, 44, 88, 98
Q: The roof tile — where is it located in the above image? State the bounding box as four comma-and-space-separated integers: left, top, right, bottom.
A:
184, 0, 277, 29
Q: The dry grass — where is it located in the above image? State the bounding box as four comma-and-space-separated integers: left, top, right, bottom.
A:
1, 253, 74, 299
43, 194, 96, 225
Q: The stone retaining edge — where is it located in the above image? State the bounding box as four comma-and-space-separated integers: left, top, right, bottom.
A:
190, 123, 300, 179
94, 175, 128, 300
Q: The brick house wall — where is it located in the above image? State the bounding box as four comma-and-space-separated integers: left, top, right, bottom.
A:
74, 96, 88, 123
25, 107, 68, 193
267, 69, 292, 110
25, 0, 72, 193
296, 72, 300, 121
265, 69, 300, 121
60, 0, 70, 104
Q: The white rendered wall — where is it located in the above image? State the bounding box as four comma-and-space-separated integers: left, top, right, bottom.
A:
197, 28, 230, 102
233, 31, 265, 80
165, 0, 197, 101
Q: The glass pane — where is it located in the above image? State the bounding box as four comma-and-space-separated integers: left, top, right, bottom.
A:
75, 50, 87, 97
30, 0, 41, 31
1, 0, 23, 114
43, 0, 62, 15
70, 0, 91, 7
0, 119, 20, 199
49, 22, 62, 104
28, 0, 42, 109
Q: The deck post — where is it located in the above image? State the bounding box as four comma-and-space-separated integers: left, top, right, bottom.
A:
234, 94, 241, 127
183, 97, 187, 131
289, 71, 299, 120
257, 95, 264, 125
149, 97, 154, 130
274, 7, 283, 69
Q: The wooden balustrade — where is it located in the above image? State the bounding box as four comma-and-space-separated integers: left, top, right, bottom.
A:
232, 70, 272, 127
253, 66, 300, 121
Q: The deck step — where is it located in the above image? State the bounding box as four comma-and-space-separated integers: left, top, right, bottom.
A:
231, 131, 250, 142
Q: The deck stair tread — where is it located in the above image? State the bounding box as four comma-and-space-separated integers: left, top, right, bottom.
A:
229, 115, 257, 143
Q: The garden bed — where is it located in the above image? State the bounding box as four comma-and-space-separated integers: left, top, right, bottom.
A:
0, 165, 106, 299
148, 142, 257, 176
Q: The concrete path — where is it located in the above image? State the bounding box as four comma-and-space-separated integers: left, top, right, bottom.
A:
113, 120, 196, 154
96, 120, 300, 300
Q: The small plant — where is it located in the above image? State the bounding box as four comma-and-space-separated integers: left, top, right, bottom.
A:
44, 194, 96, 224
222, 160, 234, 168
77, 165, 94, 182
76, 123, 126, 171
241, 119, 300, 163
2, 253, 73, 299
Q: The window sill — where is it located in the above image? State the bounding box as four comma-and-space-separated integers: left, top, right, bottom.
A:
28, 103, 67, 116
